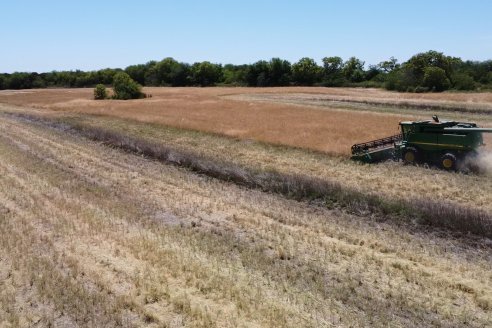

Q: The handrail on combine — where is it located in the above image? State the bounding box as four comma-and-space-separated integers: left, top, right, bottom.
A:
351, 134, 402, 155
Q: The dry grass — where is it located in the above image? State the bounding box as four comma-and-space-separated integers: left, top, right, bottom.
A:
9, 111, 492, 237
0, 88, 491, 325
229, 89, 492, 114
1, 87, 491, 155
0, 88, 458, 154
231, 93, 492, 118
4, 100, 487, 214
0, 113, 491, 327
3, 86, 492, 106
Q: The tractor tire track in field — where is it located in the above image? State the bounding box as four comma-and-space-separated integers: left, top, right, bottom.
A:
229, 93, 492, 116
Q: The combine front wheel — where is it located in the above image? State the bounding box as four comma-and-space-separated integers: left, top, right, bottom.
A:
403, 147, 419, 165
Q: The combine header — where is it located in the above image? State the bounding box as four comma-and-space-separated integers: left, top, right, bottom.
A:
351, 116, 492, 170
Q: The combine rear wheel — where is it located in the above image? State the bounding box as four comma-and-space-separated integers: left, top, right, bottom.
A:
403, 147, 419, 165
441, 153, 457, 171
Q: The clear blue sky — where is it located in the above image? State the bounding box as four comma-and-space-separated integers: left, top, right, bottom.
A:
1, 0, 491, 73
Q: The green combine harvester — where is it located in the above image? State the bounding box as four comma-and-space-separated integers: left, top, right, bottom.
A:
351, 116, 492, 170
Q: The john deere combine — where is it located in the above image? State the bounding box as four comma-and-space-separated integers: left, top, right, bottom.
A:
351, 116, 492, 170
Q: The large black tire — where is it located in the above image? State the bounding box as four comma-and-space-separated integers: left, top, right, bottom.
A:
402, 147, 419, 165
441, 153, 457, 171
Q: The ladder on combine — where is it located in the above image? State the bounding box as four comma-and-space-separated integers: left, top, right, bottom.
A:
351, 134, 402, 163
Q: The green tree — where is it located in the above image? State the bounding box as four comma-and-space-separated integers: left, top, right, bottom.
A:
245, 60, 270, 86
422, 67, 451, 91
31, 76, 46, 88
291, 57, 322, 85
366, 57, 399, 84
95, 68, 120, 85
7, 72, 32, 89
125, 64, 147, 85
190, 62, 222, 86
487, 72, 492, 85
269, 58, 291, 86
377, 57, 399, 73
342, 57, 365, 82
155, 58, 190, 86
452, 73, 476, 90
93, 84, 108, 100
364, 65, 382, 81
74, 72, 92, 87
112, 72, 144, 100
223, 64, 248, 86
403, 50, 459, 85
322, 56, 343, 75
321, 56, 344, 86
143, 61, 159, 86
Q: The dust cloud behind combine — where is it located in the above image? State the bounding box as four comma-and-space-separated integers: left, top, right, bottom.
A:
467, 151, 492, 175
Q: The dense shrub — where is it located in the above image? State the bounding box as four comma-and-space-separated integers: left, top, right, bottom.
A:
93, 84, 108, 100
154, 58, 190, 86
244, 59, 291, 87
413, 86, 429, 93
342, 57, 366, 82
190, 61, 223, 86
112, 72, 144, 100
222, 64, 248, 86
452, 73, 476, 90
384, 69, 419, 92
486, 72, 492, 84
351, 80, 384, 88
422, 67, 451, 91
291, 58, 322, 86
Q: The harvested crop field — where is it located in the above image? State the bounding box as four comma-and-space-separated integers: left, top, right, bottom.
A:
2, 87, 491, 156
0, 87, 491, 327
0, 109, 491, 327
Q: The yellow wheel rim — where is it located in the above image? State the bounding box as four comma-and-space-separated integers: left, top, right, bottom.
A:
404, 152, 415, 162
443, 158, 453, 169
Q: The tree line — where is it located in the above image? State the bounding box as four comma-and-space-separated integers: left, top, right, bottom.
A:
1, 50, 491, 92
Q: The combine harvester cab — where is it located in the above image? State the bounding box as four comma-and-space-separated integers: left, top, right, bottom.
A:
351, 116, 492, 170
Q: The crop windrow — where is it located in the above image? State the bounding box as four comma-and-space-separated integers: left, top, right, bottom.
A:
235, 93, 492, 115
5, 112, 492, 238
